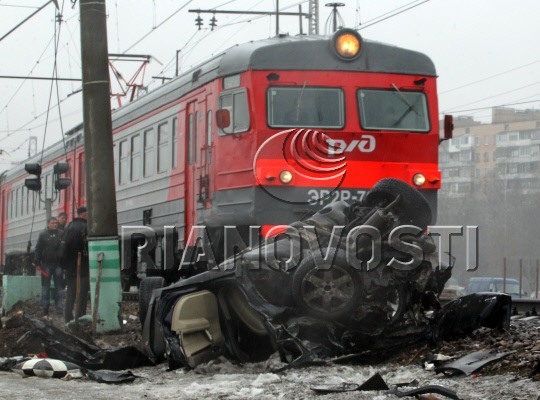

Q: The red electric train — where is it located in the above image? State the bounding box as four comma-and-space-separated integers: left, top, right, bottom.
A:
0, 29, 452, 287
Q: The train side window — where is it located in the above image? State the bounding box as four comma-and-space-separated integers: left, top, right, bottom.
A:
172, 117, 178, 168
78, 155, 86, 202
45, 174, 52, 203
131, 134, 141, 181
158, 121, 170, 173
20, 187, 24, 216
15, 187, 19, 218
64, 158, 71, 205
119, 139, 129, 185
144, 128, 154, 178
26, 188, 30, 215
218, 90, 250, 135
29, 189, 35, 214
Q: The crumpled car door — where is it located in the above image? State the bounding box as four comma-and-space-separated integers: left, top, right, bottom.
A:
170, 290, 225, 368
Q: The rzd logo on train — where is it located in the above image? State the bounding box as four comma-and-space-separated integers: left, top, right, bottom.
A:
327, 135, 376, 155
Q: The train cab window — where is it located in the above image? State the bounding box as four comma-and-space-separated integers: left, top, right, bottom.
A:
358, 89, 429, 132
267, 87, 344, 128
218, 90, 250, 135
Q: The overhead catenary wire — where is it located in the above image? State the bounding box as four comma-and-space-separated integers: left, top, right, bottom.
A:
440, 59, 540, 95
356, 0, 431, 30
2, 0, 539, 155
1, 1, 325, 146
440, 99, 540, 116
28, 1, 68, 249
443, 81, 540, 113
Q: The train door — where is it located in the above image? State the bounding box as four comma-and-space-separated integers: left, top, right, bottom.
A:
185, 101, 198, 237
200, 97, 213, 205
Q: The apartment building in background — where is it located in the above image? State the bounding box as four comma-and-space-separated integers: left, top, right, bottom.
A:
439, 107, 540, 198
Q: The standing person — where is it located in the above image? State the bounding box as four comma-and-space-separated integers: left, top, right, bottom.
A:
34, 217, 65, 317
63, 206, 89, 323
57, 212, 68, 230
56, 211, 68, 290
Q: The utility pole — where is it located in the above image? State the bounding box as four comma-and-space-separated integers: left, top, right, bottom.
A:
79, 0, 121, 333
309, 0, 319, 34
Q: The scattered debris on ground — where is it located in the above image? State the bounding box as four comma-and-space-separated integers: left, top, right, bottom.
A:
385, 318, 540, 380
1, 299, 539, 381
0, 299, 142, 358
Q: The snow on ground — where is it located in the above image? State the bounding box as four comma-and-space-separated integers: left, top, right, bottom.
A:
1, 354, 539, 400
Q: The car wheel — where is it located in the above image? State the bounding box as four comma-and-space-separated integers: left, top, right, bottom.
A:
292, 249, 360, 319
364, 178, 432, 229
138, 276, 165, 323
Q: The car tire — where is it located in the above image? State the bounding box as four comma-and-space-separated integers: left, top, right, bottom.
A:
364, 178, 432, 229
138, 276, 165, 323
291, 248, 361, 320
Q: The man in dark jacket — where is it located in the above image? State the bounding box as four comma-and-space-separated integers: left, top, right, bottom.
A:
63, 206, 89, 323
34, 217, 64, 316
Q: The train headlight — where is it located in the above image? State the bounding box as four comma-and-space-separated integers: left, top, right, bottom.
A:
332, 29, 362, 61
413, 173, 426, 187
279, 170, 293, 184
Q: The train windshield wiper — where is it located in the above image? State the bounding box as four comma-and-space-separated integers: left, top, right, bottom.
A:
391, 83, 420, 127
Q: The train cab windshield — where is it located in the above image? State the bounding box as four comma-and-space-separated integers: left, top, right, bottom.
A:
267, 87, 344, 128
358, 89, 430, 132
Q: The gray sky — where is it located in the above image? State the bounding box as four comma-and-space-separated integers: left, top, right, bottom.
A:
1, 0, 539, 166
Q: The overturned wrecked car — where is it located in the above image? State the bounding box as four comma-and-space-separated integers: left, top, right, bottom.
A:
141, 179, 511, 369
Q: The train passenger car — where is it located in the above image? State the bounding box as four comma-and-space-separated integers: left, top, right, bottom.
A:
0, 29, 451, 286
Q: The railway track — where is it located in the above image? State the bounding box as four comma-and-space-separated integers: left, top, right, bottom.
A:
125, 289, 540, 318
505, 297, 540, 316
122, 291, 139, 302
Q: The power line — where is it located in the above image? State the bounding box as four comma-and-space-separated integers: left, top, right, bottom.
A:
0, 4, 42, 9
0, 75, 80, 81
356, 0, 431, 30
444, 81, 540, 112
440, 59, 540, 95
440, 99, 540, 115
123, 0, 196, 54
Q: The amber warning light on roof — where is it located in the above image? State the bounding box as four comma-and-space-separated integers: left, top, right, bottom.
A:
332, 28, 362, 61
